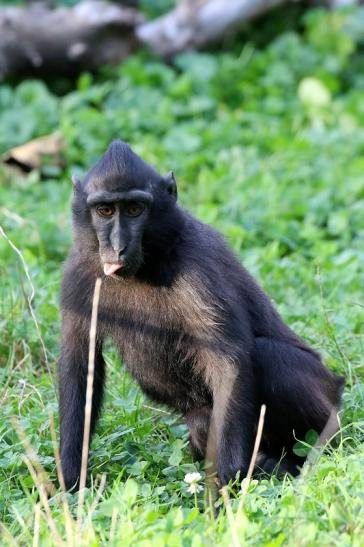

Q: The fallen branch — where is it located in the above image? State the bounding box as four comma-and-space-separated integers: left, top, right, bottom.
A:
136, 0, 287, 58
0, 0, 358, 80
0, 1, 143, 80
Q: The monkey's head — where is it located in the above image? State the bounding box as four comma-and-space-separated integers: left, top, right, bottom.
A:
72, 140, 179, 278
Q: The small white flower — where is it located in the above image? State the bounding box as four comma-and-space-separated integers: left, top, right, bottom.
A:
184, 472, 203, 495
184, 472, 202, 484
187, 482, 203, 494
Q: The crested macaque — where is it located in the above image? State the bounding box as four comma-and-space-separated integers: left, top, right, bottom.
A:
59, 140, 344, 490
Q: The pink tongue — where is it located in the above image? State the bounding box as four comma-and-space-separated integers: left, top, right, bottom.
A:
103, 262, 123, 276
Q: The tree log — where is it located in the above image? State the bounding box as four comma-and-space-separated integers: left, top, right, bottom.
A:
136, 0, 288, 58
0, 0, 359, 80
0, 1, 143, 80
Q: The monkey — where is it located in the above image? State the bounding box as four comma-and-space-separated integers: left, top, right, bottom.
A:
58, 140, 344, 491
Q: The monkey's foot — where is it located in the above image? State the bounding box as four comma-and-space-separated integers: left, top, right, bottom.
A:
254, 452, 301, 478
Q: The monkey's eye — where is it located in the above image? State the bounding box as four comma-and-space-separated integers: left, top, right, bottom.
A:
125, 203, 145, 217
96, 205, 115, 217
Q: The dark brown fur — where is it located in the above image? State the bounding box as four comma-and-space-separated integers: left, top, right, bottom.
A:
58, 141, 344, 490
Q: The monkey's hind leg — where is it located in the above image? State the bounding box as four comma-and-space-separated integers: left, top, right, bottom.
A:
185, 406, 211, 461
251, 337, 344, 471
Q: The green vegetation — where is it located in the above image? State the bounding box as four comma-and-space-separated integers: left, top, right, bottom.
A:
0, 6, 364, 545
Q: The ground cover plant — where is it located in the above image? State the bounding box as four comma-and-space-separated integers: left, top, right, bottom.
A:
0, 6, 364, 545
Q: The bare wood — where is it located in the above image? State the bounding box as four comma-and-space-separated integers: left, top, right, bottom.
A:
0, 1, 143, 80
137, 0, 287, 58
324, 0, 358, 6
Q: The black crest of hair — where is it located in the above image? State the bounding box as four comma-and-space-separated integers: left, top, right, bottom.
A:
59, 140, 345, 491
87, 141, 159, 189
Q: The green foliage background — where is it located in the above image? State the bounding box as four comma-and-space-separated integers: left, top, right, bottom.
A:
0, 6, 363, 545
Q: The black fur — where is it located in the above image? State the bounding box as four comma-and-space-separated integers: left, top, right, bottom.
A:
59, 140, 344, 490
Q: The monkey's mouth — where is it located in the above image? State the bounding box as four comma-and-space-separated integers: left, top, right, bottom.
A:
103, 262, 123, 276
102, 252, 142, 278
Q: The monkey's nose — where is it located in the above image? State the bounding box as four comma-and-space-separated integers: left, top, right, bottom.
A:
118, 246, 127, 258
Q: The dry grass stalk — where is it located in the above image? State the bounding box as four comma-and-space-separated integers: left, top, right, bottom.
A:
77, 277, 102, 524
0, 354, 28, 405
109, 508, 118, 543
13, 418, 56, 498
237, 403, 266, 513
14, 415, 77, 544
0, 224, 51, 377
0, 522, 18, 546
49, 414, 67, 493
49, 413, 75, 543
221, 486, 241, 547
24, 456, 63, 545
86, 473, 107, 525
32, 502, 41, 547
243, 404, 266, 488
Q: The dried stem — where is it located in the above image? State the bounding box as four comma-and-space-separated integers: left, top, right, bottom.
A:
24, 456, 63, 545
32, 503, 41, 547
49, 413, 75, 543
109, 508, 118, 543
77, 277, 102, 524
237, 404, 266, 513
13, 418, 56, 497
86, 473, 107, 525
221, 486, 241, 547
0, 224, 51, 378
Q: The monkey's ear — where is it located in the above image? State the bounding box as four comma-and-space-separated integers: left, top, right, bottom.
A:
72, 174, 82, 193
163, 171, 177, 200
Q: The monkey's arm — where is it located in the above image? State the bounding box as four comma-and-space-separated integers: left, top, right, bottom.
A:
58, 311, 105, 491
211, 368, 257, 485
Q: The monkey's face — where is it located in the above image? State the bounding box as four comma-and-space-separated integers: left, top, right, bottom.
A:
88, 191, 153, 278
72, 140, 178, 278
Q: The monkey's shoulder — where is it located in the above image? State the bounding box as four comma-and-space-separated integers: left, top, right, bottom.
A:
60, 249, 102, 314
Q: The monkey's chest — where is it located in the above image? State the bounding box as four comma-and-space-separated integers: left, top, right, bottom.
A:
114, 317, 209, 410
100, 275, 218, 410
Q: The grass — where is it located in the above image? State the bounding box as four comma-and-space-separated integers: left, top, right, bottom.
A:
0, 5, 364, 545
